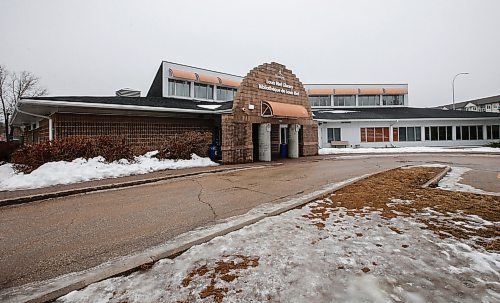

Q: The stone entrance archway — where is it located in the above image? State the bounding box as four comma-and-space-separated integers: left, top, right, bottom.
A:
221, 62, 318, 164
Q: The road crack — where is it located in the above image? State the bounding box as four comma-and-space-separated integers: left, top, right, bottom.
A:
192, 179, 217, 220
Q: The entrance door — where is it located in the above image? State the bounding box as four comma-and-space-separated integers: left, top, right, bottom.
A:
252, 124, 260, 161
280, 125, 288, 144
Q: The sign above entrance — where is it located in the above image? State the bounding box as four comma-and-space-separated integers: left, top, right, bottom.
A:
258, 80, 300, 96
230, 61, 312, 120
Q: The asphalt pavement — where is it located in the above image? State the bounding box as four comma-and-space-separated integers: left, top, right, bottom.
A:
0, 153, 498, 291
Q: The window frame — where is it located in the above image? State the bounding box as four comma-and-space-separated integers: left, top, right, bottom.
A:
424, 126, 453, 141
360, 127, 390, 142
309, 95, 331, 107
216, 86, 237, 101
194, 83, 214, 100
382, 94, 404, 106
333, 95, 356, 107
358, 95, 381, 106
168, 79, 191, 97
327, 128, 341, 142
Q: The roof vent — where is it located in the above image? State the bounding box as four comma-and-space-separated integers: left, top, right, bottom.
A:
116, 88, 141, 97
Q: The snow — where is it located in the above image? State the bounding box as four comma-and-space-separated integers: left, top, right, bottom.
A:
197, 104, 222, 110
438, 166, 500, 196
319, 110, 358, 114
56, 195, 500, 303
0, 152, 218, 191
319, 146, 500, 155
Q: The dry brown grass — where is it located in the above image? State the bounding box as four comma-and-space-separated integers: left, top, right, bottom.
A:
180, 255, 259, 303
303, 167, 500, 251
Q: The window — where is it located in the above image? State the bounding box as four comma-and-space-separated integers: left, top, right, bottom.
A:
333, 95, 356, 107
168, 79, 191, 97
382, 95, 404, 106
309, 95, 331, 107
194, 83, 214, 99
358, 95, 380, 106
327, 128, 341, 142
456, 125, 484, 140
394, 127, 421, 142
425, 126, 452, 141
487, 125, 500, 139
360, 127, 390, 142
216, 86, 237, 101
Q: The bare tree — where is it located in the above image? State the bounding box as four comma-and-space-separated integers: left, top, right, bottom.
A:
0, 65, 48, 141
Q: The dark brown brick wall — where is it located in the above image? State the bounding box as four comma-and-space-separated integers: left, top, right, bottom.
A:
300, 124, 319, 156
221, 115, 253, 164
23, 113, 216, 149
222, 62, 318, 163
54, 113, 216, 148
24, 119, 49, 144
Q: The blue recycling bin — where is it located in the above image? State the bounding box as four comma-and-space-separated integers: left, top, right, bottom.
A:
280, 143, 288, 159
209, 144, 218, 161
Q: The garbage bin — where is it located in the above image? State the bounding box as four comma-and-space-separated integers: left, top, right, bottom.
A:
209, 143, 218, 161
280, 143, 288, 159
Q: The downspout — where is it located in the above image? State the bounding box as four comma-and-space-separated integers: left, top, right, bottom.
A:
15, 106, 54, 141
388, 120, 399, 148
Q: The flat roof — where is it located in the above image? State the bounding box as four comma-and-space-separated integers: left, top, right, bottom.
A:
313, 107, 500, 121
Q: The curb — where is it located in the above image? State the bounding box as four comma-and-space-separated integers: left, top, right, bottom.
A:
421, 166, 451, 188
0, 164, 278, 208
0, 171, 379, 303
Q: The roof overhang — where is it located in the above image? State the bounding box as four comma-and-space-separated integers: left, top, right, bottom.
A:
315, 117, 500, 123
261, 101, 309, 118
11, 98, 232, 126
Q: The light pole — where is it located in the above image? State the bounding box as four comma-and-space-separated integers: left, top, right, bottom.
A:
452, 72, 469, 110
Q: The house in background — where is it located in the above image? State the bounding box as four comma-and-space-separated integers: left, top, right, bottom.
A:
437, 95, 500, 113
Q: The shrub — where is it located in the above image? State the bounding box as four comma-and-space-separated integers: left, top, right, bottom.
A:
157, 131, 212, 160
486, 141, 500, 148
11, 136, 134, 173
0, 141, 20, 162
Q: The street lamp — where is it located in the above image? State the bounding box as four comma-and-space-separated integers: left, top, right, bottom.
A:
452, 72, 469, 110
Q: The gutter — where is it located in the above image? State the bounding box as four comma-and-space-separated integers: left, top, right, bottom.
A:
15, 106, 54, 141
19, 99, 232, 115
314, 117, 500, 123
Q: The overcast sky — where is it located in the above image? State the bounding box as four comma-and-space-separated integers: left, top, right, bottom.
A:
1, 0, 499, 107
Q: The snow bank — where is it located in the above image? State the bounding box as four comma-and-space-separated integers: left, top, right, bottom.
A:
319, 146, 500, 155
0, 151, 218, 191
56, 200, 500, 303
319, 110, 358, 114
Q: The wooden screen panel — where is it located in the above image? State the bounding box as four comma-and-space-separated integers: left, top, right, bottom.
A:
361, 128, 367, 142
393, 128, 399, 142
383, 127, 389, 142
367, 128, 375, 142
374, 128, 383, 142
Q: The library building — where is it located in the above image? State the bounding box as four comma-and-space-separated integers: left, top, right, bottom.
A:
10, 61, 500, 164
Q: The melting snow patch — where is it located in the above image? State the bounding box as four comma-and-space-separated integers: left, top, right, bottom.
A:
387, 198, 413, 207
319, 110, 358, 114
55, 197, 499, 303
438, 166, 500, 196
196, 104, 222, 110
319, 146, 500, 155
0, 152, 218, 191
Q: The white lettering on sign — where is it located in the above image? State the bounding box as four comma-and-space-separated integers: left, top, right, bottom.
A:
259, 78, 300, 96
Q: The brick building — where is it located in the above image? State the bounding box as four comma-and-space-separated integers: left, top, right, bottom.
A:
10, 60, 500, 160
11, 62, 318, 164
